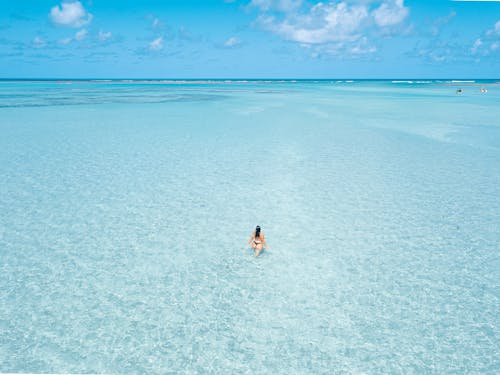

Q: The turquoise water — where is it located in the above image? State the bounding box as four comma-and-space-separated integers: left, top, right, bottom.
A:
1, 80, 499, 373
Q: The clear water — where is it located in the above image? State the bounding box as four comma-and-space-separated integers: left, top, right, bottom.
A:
1, 80, 499, 374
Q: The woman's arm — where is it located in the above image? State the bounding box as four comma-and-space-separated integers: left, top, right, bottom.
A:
246, 232, 255, 247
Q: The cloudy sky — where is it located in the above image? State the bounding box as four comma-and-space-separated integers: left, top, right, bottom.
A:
0, 0, 499, 78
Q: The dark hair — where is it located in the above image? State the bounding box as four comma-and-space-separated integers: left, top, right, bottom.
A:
255, 225, 261, 238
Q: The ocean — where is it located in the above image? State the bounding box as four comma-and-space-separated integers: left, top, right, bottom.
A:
1, 79, 499, 373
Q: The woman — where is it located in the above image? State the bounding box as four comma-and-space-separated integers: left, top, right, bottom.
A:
247, 225, 268, 257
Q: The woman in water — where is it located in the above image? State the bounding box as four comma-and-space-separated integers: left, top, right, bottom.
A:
247, 225, 268, 257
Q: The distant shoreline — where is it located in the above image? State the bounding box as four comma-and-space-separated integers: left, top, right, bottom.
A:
0, 78, 499, 85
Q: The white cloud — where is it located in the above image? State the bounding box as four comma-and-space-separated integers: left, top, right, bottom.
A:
59, 28, 89, 45
350, 37, 377, 55
250, 1, 410, 57
49, 1, 93, 28
429, 11, 456, 36
471, 38, 482, 53
75, 28, 88, 41
99, 30, 112, 41
372, 0, 409, 27
33, 36, 47, 48
250, 0, 410, 56
250, 0, 303, 12
149, 36, 163, 51
471, 20, 500, 55
258, 2, 369, 44
486, 20, 500, 36
224, 36, 241, 47
310, 36, 377, 57
59, 37, 72, 45
432, 55, 446, 62
152, 18, 161, 29
414, 45, 445, 62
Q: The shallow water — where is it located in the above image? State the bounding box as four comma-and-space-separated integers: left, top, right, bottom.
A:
1, 80, 499, 373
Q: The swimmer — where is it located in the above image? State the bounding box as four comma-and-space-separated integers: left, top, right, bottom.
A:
456, 89, 463, 94
247, 225, 268, 257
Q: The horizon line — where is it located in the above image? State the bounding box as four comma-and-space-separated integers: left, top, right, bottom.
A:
1, 77, 499, 81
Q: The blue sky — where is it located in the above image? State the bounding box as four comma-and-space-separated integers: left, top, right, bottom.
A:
0, 0, 499, 78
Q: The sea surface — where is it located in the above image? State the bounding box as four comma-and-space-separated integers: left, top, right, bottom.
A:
1, 80, 499, 374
